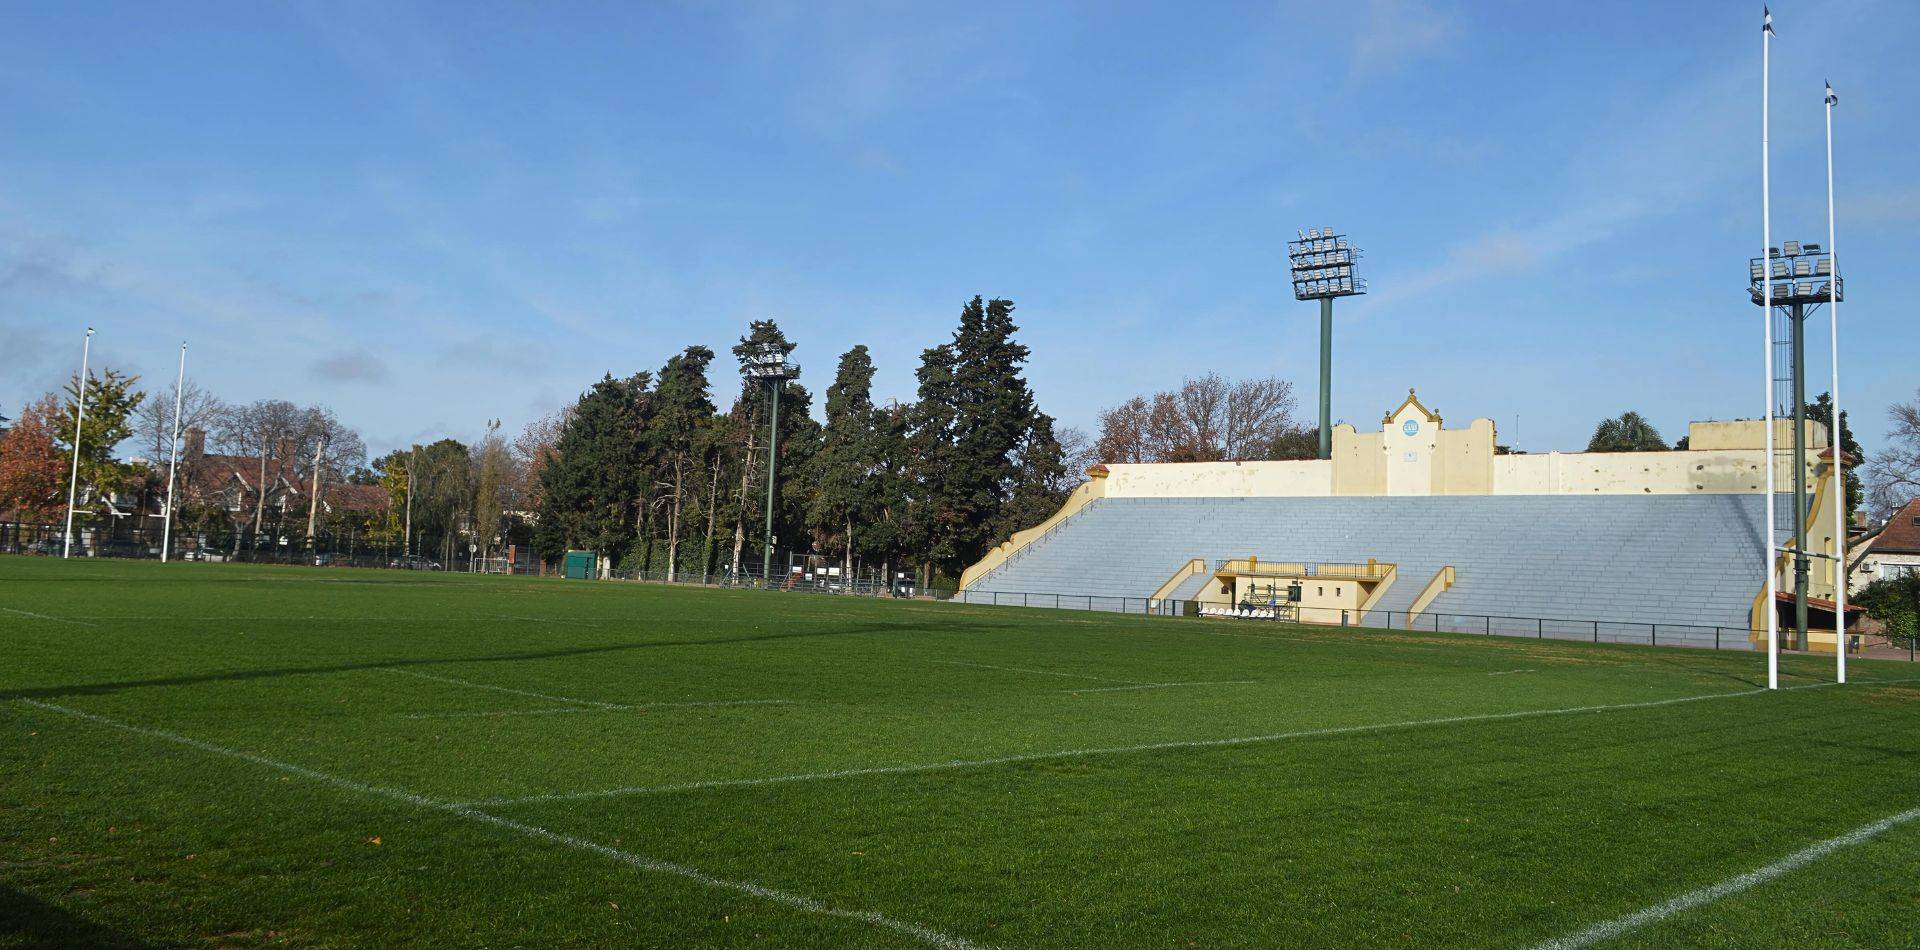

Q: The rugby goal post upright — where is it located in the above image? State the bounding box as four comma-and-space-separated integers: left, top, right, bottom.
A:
1825, 80, 1846, 684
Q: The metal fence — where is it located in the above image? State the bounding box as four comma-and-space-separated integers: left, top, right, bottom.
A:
938, 587, 1917, 660
0, 521, 529, 574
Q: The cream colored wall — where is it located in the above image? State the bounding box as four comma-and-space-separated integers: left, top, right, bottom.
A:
1688, 419, 1827, 452
1332, 424, 1384, 495
1490, 448, 1818, 495
1383, 402, 1438, 496
1102, 460, 1332, 498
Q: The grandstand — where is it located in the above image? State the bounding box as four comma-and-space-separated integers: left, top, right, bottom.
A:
960, 389, 1844, 649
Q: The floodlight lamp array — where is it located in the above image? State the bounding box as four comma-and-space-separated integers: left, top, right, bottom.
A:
1748, 240, 1841, 306
1288, 228, 1367, 300
741, 342, 800, 379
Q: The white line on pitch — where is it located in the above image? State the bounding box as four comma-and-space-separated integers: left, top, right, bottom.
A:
1, 606, 96, 626
1535, 804, 1920, 949
927, 659, 1141, 684
1062, 680, 1256, 694
10, 699, 977, 950
378, 667, 624, 709
1489, 669, 1537, 676
401, 700, 794, 720
468, 679, 1915, 808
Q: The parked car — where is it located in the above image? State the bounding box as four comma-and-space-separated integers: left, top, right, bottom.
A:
388, 555, 442, 571
26, 537, 64, 556
95, 539, 151, 559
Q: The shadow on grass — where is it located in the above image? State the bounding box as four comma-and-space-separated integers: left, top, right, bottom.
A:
0, 884, 152, 948
0, 621, 989, 701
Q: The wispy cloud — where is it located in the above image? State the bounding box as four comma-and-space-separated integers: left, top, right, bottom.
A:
1350, 0, 1462, 79
310, 346, 391, 383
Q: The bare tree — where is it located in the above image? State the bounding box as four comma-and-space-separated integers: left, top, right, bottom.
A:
135, 379, 225, 466
218, 399, 303, 537
1096, 373, 1300, 464
295, 407, 367, 543
1866, 388, 1920, 518
512, 409, 568, 512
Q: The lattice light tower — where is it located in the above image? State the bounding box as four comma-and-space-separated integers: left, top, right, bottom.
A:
1289, 228, 1368, 459
742, 342, 800, 585
1749, 240, 1841, 650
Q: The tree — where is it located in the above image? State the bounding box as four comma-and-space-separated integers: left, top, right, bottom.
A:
471, 420, 513, 561
58, 368, 145, 512
1865, 388, 1920, 519
218, 399, 303, 537
906, 342, 964, 580
809, 345, 885, 580
1806, 391, 1864, 517
534, 373, 652, 567
1093, 374, 1302, 463
513, 409, 569, 513
994, 411, 1072, 543
1586, 411, 1670, 453
0, 394, 67, 519
1852, 573, 1920, 649
134, 378, 224, 467
296, 406, 367, 545
649, 347, 718, 581
1269, 425, 1320, 461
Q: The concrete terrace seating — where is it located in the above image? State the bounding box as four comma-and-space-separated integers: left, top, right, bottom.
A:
961, 494, 1776, 647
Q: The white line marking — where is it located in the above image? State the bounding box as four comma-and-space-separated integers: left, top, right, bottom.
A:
1536, 804, 1920, 949
1489, 669, 1538, 676
401, 700, 795, 720
10, 698, 977, 950
468, 679, 1916, 808
1, 606, 96, 626
379, 667, 623, 709
927, 659, 1139, 684
1063, 680, 1256, 694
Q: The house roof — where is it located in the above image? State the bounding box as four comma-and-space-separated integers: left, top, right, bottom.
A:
1868, 498, 1920, 555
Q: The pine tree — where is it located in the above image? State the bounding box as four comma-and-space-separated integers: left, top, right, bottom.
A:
58, 368, 145, 512
649, 347, 718, 581
534, 373, 652, 567
907, 342, 964, 583
1807, 392, 1864, 516
810, 345, 882, 580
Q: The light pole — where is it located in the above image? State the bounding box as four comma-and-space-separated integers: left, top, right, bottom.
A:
742, 342, 799, 586
1288, 228, 1367, 459
1750, 241, 1840, 656
61, 327, 94, 559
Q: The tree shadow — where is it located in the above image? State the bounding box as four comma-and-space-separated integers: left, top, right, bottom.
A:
2, 621, 961, 702
0, 884, 153, 949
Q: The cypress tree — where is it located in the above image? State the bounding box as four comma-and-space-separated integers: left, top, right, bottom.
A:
534, 373, 651, 568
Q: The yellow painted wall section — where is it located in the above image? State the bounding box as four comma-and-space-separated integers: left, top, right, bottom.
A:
1332, 423, 1384, 495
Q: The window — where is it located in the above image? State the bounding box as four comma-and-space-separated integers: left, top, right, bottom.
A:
1890, 564, 1920, 580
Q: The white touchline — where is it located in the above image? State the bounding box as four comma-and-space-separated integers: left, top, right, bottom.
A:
1535, 804, 1920, 949
1489, 669, 1538, 676
1, 606, 96, 626
927, 659, 1141, 685
379, 667, 625, 709
9, 698, 978, 950
401, 699, 794, 720
1062, 680, 1257, 694
465, 678, 1920, 808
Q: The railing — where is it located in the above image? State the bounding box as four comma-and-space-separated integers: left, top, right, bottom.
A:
936, 586, 1916, 660
1212, 558, 1395, 580
970, 499, 1099, 588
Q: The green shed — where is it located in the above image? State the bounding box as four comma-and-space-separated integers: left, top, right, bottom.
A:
562, 550, 597, 580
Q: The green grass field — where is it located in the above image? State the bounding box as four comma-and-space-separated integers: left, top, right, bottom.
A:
4, 557, 1918, 948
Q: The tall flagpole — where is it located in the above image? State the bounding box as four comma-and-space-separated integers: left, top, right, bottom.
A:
1825, 81, 1845, 684
161, 342, 187, 564
62, 327, 95, 560
1761, 7, 1778, 690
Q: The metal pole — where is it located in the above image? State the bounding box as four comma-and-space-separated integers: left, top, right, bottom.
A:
62, 327, 94, 559
1762, 7, 1779, 689
1791, 300, 1810, 650
1318, 297, 1333, 459
161, 342, 186, 563
762, 376, 780, 586
1826, 81, 1847, 684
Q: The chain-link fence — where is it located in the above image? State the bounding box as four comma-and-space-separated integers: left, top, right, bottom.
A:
0, 521, 533, 574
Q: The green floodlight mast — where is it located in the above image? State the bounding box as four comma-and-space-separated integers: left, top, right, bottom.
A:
742, 342, 800, 586
1288, 228, 1368, 459
1749, 240, 1841, 655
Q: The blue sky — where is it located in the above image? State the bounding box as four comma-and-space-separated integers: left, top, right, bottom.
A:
2, 1, 1915, 458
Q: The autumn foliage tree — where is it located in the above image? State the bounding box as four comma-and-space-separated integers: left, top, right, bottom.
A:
0, 395, 68, 519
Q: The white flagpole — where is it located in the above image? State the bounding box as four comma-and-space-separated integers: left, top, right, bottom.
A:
161, 342, 187, 564
1825, 82, 1845, 684
62, 327, 94, 560
1761, 7, 1778, 690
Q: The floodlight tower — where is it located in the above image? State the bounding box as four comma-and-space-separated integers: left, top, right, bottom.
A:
1749, 241, 1841, 651
742, 342, 800, 586
1288, 228, 1368, 459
